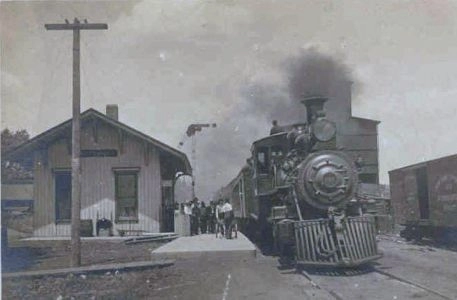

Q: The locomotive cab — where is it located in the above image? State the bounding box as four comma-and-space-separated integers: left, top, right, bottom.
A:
252, 132, 290, 197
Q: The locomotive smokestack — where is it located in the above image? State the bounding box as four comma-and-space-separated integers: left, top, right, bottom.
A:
301, 96, 328, 123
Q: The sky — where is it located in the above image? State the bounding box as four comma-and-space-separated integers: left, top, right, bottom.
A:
2, 0, 457, 200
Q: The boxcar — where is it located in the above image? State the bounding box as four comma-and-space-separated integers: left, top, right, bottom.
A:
389, 154, 457, 242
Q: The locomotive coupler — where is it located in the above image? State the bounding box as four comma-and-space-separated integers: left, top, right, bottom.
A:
327, 206, 346, 260
328, 206, 346, 232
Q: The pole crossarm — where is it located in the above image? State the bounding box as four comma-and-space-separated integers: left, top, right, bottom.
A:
45, 23, 108, 30
45, 18, 108, 31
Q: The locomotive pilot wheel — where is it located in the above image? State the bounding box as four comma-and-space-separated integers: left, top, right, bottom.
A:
295, 150, 358, 210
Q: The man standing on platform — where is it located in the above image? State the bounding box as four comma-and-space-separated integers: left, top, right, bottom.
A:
222, 199, 234, 239
199, 202, 208, 234
190, 197, 201, 235
183, 201, 193, 236
207, 201, 216, 233
216, 199, 225, 238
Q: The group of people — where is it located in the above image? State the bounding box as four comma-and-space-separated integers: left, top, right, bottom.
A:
183, 197, 236, 239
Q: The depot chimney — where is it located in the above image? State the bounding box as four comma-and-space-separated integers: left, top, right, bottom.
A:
106, 104, 118, 121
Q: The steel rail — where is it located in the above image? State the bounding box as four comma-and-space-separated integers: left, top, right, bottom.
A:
299, 267, 454, 300
373, 267, 453, 300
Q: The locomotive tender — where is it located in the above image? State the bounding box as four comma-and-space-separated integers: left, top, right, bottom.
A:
226, 97, 382, 267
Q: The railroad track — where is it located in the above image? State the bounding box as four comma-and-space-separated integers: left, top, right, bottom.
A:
300, 266, 454, 300
372, 267, 452, 300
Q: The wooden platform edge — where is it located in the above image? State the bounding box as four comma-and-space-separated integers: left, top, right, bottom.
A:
2, 259, 175, 279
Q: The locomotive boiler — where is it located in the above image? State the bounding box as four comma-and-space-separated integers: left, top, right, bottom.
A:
239, 96, 381, 267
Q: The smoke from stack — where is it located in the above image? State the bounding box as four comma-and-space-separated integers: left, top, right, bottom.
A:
194, 48, 355, 200
286, 48, 354, 102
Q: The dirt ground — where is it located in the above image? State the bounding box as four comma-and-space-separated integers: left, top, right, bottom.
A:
4, 233, 457, 300
2, 239, 164, 272
3, 263, 181, 300
2, 239, 168, 299
2, 252, 325, 300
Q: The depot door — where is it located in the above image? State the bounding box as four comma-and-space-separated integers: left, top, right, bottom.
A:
161, 181, 174, 232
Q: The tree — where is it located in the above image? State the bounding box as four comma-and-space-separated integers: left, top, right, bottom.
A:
1, 128, 33, 181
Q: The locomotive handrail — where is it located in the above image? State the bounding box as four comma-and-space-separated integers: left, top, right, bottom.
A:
292, 187, 304, 221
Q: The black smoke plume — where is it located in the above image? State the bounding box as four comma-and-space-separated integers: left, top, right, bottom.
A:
286, 48, 354, 102
194, 49, 355, 201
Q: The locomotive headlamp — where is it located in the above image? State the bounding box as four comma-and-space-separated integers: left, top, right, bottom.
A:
311, 118, 337, 142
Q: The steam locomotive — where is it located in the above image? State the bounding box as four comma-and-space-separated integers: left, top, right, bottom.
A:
223, 97, 382, 267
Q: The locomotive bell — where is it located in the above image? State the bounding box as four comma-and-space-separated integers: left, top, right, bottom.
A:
294, 133, 310, 148
287, 124, 310, 149
293, 125, 311, 149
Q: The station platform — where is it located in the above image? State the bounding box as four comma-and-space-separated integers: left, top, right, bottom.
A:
151, 233, 256, 260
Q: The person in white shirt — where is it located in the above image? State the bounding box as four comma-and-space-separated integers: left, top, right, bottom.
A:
215, 199, 225, 238
183, 202, 192, 215
222, 199, 234, 239
182, 202, 192, 236
221, 200, 233, 214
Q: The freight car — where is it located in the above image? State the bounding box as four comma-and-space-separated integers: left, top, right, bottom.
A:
389, 154, 457, 243
222, 97, 381, 267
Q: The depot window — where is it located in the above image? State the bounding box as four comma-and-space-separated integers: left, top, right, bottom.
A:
114, 169, 139, 222
55, 170, 71, 223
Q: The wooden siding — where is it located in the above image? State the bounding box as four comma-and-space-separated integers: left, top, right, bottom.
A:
338, 135, 378, 151
389, 168, 421, 225
337, 119, 378, 135
1, 183, 33, 201
33, 122, 162, 236
344, 149, 378, 165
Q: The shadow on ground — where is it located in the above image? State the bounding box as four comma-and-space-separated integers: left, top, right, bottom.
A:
299, 264, 376, 277
2, 246, 49, 272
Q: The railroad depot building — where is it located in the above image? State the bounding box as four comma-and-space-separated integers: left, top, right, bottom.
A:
5, 105, 191, 237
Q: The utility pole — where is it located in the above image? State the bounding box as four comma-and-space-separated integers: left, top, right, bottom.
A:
45, 18, 108, 267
